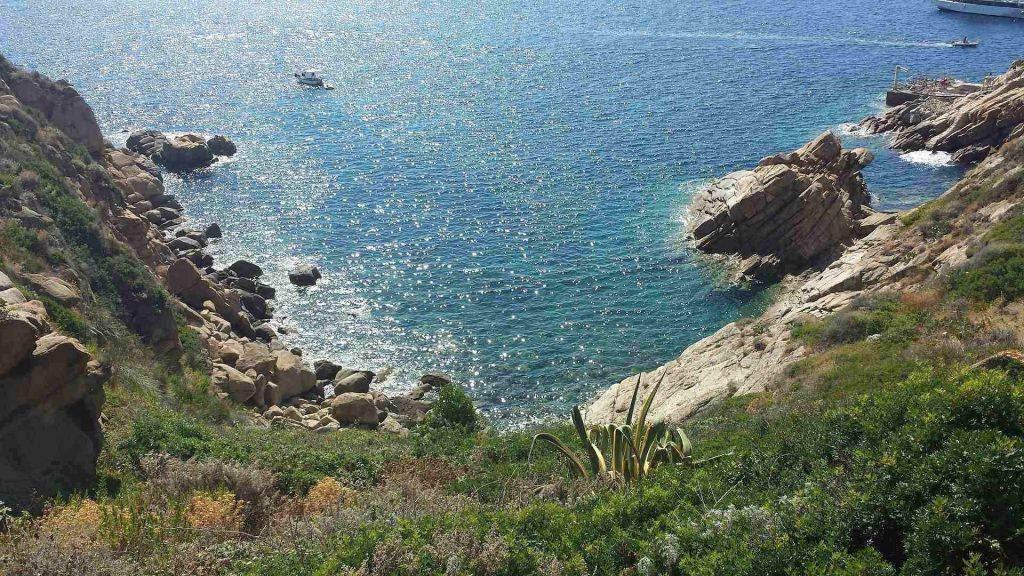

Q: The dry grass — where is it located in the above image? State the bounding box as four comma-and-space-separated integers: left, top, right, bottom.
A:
302, 476, 357, 515
183, 492, 244, 533
41, 499, 104, 545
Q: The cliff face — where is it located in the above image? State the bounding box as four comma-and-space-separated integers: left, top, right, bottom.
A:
0, 295, 108, 511
0, 58, 127, 510
588, 72, 1024, 424
0, 55, 104, 156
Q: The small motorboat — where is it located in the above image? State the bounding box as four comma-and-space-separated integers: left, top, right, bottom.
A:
294, 69, 335, 89
951, 37, 981, 48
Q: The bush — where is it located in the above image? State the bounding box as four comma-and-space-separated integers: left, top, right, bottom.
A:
948, 245, 1024, 302
17, 169, 39, 191
183, 492, 244, 533
424, 384, 479, 431
0, 222, 46, 271
40, 295, 92, 342
139, 454, 278, 534
791, 297, 925, 350
303, 476, 357, 515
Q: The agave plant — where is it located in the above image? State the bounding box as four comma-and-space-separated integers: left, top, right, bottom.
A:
531, 371, 728, 483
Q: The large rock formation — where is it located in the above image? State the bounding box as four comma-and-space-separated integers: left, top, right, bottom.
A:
0, 298, 108, 512
0, 55, 104, 155
126, 129, 237, 172
860, 59, 1024, 164
688, 132, 888, 281
589, 130, 1024, 425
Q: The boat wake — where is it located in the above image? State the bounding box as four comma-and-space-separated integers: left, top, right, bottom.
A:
595, 29, 951, 49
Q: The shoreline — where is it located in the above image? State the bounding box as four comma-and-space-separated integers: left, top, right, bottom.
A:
587, 59, 1024, 423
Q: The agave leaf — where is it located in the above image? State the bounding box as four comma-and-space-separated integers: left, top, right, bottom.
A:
572, 406, 607, 475
609, 425, 621, 473
614, 425, 633, 475
530, 433, 589, 478
619, 428, 642, 481
624, 373, 643, 426
635, 370, 669, 430
672, 428, 693, 460
639, 421, 669, 470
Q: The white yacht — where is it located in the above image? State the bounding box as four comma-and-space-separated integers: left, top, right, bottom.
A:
295, 69, 333, 88
935, 0, 1024, 18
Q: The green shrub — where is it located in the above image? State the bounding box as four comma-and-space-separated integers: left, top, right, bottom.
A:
116, 410, 214, 464
103, 254, 168, 311
424, 384, 478, 431
985, 209, 1024, 244
0, 222, 46, 271
175, 313, 209, 372
0, 221, 42, 253
792, 297, 925, 351
39, 295, 91, 342
790, 317, 825, 345
948, 245, 1024, 302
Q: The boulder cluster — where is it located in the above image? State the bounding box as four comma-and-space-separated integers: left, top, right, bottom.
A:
0, 272, 109, 511
859, 59, 1024, 165
687, 131, 894, 281
156, 215, 434, 434
111, 135, 437, 433
126, 128, 236, 172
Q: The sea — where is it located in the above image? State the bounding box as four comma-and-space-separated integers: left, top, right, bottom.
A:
2, 0, 1022, 426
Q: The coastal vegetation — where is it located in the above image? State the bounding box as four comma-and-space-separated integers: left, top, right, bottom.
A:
4, 54, 1024, 576
5, 207, 1024, 575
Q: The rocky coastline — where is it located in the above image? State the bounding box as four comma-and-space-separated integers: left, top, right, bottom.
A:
110, 128, 449, 435
0, 53, 458, 508
858, 59, 1024, 165
587, 59, 1024, 424
5, 48, 1024, 510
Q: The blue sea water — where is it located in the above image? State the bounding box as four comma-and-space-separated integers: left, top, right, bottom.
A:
2, 0, 1022, 426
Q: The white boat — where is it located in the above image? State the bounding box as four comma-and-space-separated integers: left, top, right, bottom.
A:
951, 37, 981, 47
294, 69, 333, 89
935, 0, 1024, 18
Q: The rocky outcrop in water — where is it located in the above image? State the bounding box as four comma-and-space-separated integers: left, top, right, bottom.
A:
860, 59, 1024, 165
589, 128, 1024, 425
126, 129, 237, 172
687, 131, 890, 281
288, 263, 321, 286
0, 50, 452, 487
